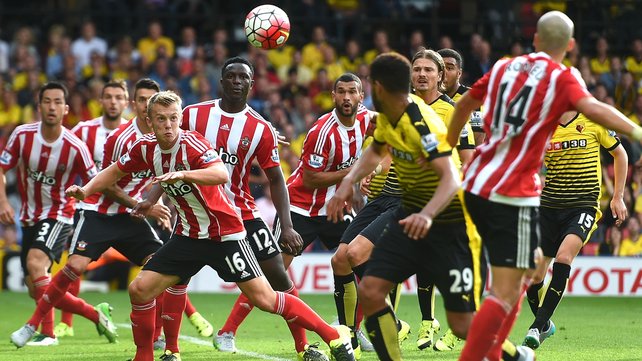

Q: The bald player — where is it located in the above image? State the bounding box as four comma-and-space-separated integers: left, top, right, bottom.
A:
449, 11, 642, 361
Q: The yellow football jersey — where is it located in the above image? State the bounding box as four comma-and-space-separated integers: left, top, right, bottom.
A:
429, 94, 475, 150
541, 113, 620, 210
373, 94, 463, 222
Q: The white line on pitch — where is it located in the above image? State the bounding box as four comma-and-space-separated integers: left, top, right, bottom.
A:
116, 323, 292, 361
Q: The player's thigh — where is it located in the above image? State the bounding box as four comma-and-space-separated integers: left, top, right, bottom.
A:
115, 218, 164, 266
363, 208, 419, 285
339, 197, 392, 245
245, 218, 282, 262
129, 269, 181, 301
21, 219, 73, 275
543, 207, 599, 259
277, 211, 319, 251
464, 192, 538, 269
69, 211, 119, 261
318, 213, 353, 250
421, 224, 477, 314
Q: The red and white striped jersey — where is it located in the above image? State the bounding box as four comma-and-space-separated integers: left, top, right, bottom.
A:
117, 130, 245, 241
82, 118, 154, 214
181, 99, 280, 221
464, 52, 591, 206
0, 123, 97, 226
287, 105, 371, 216
72, 116, 127, 170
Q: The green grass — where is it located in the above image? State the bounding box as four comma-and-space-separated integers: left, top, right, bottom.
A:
0, 291, 640, 360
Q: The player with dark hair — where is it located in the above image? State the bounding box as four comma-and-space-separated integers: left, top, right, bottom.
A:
4, 82, 114, 347
448, 11, 642, 361
522, 112, 627, 349
67, 91, 356, 361
182, 56, 326, 360
328, 52, 478, 361
437, 48, 485, 145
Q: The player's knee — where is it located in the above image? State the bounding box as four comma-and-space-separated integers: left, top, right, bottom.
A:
25, 257, 48, 279
346, 244, 367, 267
128, 280, 152, 303
263, 266, 292, 292
245, 290, 275, 312
531, 271, 545, 284
66, 255, 89, 274
331, 246, 349, 272
555, 253, 574, 265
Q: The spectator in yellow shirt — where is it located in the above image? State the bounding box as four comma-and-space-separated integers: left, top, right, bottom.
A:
590, 36, 610, 76
629, 94, 642, 125
137, 20, 175, 70
625, 38, 642, 83
620, 217, 642, 256
301, 26, 330, 73
339, 39, 363, 73
364, 29, 392, 64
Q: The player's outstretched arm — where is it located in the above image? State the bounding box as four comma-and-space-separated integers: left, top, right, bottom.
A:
610, 144, 628, 226
327, 142, 386, 223
66, 163, 128, 200
448, 92, 483, 148
0, 169, 15, 225
265, 165, 303, 255
577, 97, 642, 139
400, 156, 460, 240
153, 161, 229, 186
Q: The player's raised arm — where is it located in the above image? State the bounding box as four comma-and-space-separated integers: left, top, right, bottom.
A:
66, 162, 128, 200
576, 97, 642, 140
448, 92, 483, 148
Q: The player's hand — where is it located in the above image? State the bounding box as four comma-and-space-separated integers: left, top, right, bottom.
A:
327, 179, 353, 223
359, 171, 376, 196
0, 201, 15, 225
275, 130, 290, 146
131, 199, 154, 219
416, 155, 430, 170
351, 184, 366, 213
279, 226, 304, 256
153, 171, 184, 184
148, 203, 171, 223
65, 185, 87, 200
399, 212, 432, 240
611, 196, 627, 227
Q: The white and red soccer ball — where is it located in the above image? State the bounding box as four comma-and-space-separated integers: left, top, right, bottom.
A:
244, 4, 290, 50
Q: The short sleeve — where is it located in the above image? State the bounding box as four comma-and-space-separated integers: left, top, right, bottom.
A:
117, 139, 147, 173
188, 131, 222, 170
595, 124, 620, 151
255, 124, 280, 169
558, 69, 592, 108
300, 125, 330, 172
74, 142, 98, 183
0, 129, 21, 171
420, 119, 453, 161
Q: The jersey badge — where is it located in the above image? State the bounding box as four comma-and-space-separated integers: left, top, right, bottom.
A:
76, 241, 87, 251
576, 123, 584, 133
201, 149, 219, 164
271, 148, 280, 162
608, 129, 616, 137
421, 133, 439, 153
119, 153, 131, 165
0, 150, 12, 165
308, 154, 325, 169
57, 164, 67, 172
240, 136, 251, 150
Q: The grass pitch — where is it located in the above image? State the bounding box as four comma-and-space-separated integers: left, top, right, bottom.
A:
0, 291, 640, 360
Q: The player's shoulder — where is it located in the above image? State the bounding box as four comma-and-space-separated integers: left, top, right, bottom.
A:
182, 98, 218, 113
62, 127, 91, 151
72, 116, 103, 130
437, 94, 455, 107
408, 95, 445, 130
309, 111, 338, 134
456, 84, 470, 96
11, 122, 39, 135
182, 130, 212, 149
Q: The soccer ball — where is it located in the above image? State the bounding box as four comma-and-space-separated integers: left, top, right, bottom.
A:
244, 4, 290, 50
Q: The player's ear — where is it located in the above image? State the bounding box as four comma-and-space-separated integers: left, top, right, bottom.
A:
63, 104, 69, 116
566, 37, 576, 53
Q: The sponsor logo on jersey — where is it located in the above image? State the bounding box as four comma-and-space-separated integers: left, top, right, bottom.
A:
132, 169, 153, 178
161, 182, 194, 197
217, 147, 239, 165
220, 123, 230, 131
240, 136, 251, 150
469, 111, 483, 128
420, 133, 439, 153
0, 150, 12, 165
41, 151, 49, 158
201, 149, 219, 164
271, 148, 280, 162
390, 147, 413, 161
337, 156, 357, 170
27, 168, 56, 185
308, 154, 325, 169
119, 153, 131, 165
547, 139, 587, 151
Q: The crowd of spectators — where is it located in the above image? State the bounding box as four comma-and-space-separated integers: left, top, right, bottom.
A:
0, 0, 642, 257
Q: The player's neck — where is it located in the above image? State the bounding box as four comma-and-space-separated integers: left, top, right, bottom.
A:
336, 112, 356, 127
447, 83, 461, 98
102, 115, 122, 130
417, 89, 441, 104
219, 98, 246, 114
383, 94, 410, 126
40, 123, 62, 143
135, 116, 152, 134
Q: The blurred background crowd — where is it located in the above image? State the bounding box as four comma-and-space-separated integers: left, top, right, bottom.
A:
1, 0, 642, 260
